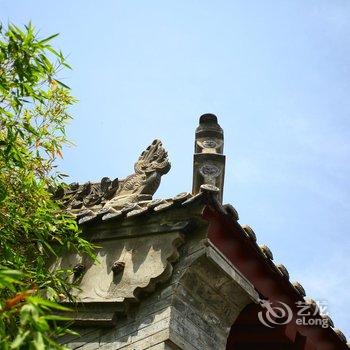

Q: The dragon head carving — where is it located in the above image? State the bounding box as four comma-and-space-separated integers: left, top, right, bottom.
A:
134, 139, 170, 176
103, 139, 171, 210
58, 139, 171, 215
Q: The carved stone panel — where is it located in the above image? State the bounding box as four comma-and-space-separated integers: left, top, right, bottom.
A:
51, 231, 184, 312
77, 232, 183, 303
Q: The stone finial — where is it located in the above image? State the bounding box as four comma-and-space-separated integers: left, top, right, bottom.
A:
192, 114, 226, 202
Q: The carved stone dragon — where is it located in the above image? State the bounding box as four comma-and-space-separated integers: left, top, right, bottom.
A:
56, 139, 171, 216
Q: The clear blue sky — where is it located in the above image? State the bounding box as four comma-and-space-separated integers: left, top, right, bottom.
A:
3, 0, 349, 337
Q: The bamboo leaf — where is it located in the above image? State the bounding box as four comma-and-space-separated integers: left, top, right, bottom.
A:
39, 33, 59, 44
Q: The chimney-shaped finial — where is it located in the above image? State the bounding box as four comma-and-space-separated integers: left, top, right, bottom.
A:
192, 113, 226, 202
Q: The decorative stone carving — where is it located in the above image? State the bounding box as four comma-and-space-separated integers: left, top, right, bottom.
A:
104, 139, 170, 210
192, 114, 226, 203
111, 261, 125, 274
57, 177, 119, 213
79, 233, 181, 303
199, 163, 221, 187
60, 237, 260, 349
52, 224, 186, 325
56, 139, 170, 216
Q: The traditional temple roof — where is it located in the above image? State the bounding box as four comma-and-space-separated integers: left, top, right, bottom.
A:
58, 114, 348, 349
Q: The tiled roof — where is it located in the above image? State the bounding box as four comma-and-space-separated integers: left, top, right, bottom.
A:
54, 113, 348, 347
56, 179, 348, 346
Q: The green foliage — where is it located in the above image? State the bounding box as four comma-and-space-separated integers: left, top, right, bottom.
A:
0, 23, 95, 348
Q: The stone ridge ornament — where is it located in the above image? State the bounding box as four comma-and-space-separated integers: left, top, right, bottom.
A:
59, 177, 119, 211
192, 113, 226, 203
56, 139, 170, 215
104, 139, 170, 210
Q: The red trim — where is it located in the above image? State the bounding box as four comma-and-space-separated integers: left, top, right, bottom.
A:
202, 205, 347, 350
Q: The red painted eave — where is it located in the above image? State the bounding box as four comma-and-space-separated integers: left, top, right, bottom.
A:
202, 204, 348, 350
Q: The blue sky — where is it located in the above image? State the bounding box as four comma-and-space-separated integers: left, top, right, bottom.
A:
3, 0, 350, 337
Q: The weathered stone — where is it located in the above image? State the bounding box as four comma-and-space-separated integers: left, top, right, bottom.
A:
61, 234, 259, 349
60, 140, 170, 222
192, 114, 226, 203
57, 113, 348, 350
